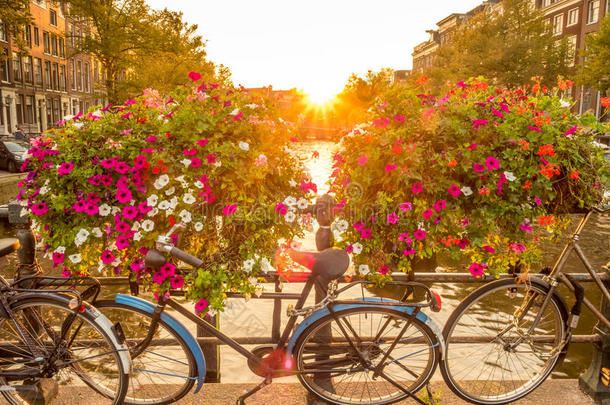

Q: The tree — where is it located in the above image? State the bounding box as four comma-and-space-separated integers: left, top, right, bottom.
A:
578, 15, 610, 94
0, 0, 32, 56
426, 0, 571, 92
65, 0, 223, 103
334, 68, 394, 125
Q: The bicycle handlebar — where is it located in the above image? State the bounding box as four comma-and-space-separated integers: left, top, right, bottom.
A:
168, 246, 204, 268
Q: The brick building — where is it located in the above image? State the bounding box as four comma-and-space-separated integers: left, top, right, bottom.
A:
411, 0, 610, 117
0, 0, 105, 137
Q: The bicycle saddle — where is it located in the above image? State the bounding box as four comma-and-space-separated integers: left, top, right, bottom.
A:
0, 238, 19, 258
287, 247, 350, 283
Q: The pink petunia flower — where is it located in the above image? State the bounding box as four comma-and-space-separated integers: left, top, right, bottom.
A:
353, 221, 365, 231
469, 262, 487, 277
357, 154, 368, 166
413, 229, 426, 240
183, 148, 198, 156
52, 252, 65, 267
385, 164, 396, 172
222, 204, 237, 216
195, 298, 208, 313
467, 143, 478, 150
84, 202, 99, 216
485, 156, 500, 171
58, 162, 74, 176
433, 200, 446, 212
473, 163, 486, 173
472, 119, 489, 130
170, 275, 184, 289
115, 188, 133, 204
378, 265, 390, 275
411, 183, 423, 194
122, 206, 138, 220
31, 202, 48, 216
197, 139, 209, 146
116, 235, 130, 250
394, 114, 405, 123
482, 245, 496, 253
206, 154, 217, 164
448, 184, 462, 197
275, 203, 287, 215
188, 71, 202, 81
101, 250, 116, 265
399, 202, 412, 212
422, 209, 434, 219
387, 212, 399, 224
403, 248, 415, 256
361, 229, 372, 239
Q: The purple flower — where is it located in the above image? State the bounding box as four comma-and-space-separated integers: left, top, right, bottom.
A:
116, 221, 131, 234
152, 271, 166, 285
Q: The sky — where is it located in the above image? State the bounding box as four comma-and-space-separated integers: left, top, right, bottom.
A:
145, 0, 483, 101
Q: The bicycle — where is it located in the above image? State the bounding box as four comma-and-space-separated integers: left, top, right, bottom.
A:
0, 237, 131, 404
94, 223, 445, 405
440, 204, 610, 404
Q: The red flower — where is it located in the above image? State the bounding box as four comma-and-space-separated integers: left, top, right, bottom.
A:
601, 98, 610, 108
570, 170, 579, 180
188, 71, 202, 82
415, 75, 429, 86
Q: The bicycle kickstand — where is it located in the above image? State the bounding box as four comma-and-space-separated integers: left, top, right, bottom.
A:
236, 376, 272, 405
426, 383, 436, 405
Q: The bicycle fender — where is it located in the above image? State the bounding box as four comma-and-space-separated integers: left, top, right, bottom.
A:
286, 298, 445, 358
114, 294, 206, 393
86, 302, 132, 374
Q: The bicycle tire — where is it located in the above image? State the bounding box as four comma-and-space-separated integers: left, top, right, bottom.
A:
0, 293, 129, 405
94, 300, 198, 405
440, 278, 568, 405
293, 307, 441, 405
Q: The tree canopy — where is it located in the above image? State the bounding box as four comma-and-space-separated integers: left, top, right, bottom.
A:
578, 15, 610, 94
0, 0, 32, 56
65, 0, 227, 103
426, 0, 572, 92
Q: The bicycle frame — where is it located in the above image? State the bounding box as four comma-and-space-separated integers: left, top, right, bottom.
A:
511, 210, 610, 350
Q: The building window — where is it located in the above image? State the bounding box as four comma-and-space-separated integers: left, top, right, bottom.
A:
607, 0, 610, 15
77, 60, 82, 91
59, 38, 64, 58
71, 59, 76, 90
25, 25, 32, 47
567, 8, 579, 26
24, 56, 32, 83
60, 65, 66, 91
12, 53, 22, 82
51, 34, 58, 56
553, 14, 564, 35
52, 62, 58, 90
69, 24, 74, 47
33, 27, 39, 46
0, 22, 6, 42
84, 62, 89, 92
53, 99, 60, 124
0, 49, 8, 82
43, 32, 50, 54
50, 9, 57, 26
25, 96, 34, 124
16, 95, 23, 125
34, 57, 42, 85
567, 35, 577, 66
588, 0, 600, 23
44, 61, 51, 89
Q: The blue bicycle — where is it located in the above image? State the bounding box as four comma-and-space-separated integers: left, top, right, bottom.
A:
94, 224, 445, 405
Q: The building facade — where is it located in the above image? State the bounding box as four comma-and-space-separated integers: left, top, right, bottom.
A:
0, 0, 105, 137
411, 0, 609, 117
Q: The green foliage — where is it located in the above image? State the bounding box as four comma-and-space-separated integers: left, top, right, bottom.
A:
579, 15, 610, 93
427, 0, 572, 92
64, 0, 226, 103
0, 0, 32, 56
331, 77, 609, 280
20, 76, 312, 312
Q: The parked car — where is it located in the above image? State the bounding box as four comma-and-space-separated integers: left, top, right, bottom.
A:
0, 141, 29, 173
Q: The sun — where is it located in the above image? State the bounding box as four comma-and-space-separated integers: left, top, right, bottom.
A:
305, 87, 338, 106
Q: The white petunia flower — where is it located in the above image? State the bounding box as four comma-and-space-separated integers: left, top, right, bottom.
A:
504, 171, 516, 182
133, 232, 142, 241
285, 211, 296, 223
154, 174, 170, 190
288, 180, 297, 187
158, 200, 171, 211
141, 220, 154, 232
245, 103, 258, 109
74, 228, 90, 246
260, 257, 272, 273
230, 108, 240, 116
336, 219, 349, 233
183, 193, 196, 204
92, 227, 103, 238
147, 194, 159, 207
98, 204, 111, 217
194, 180, 204, 189
559, 99, 571, 108
69, 253, 82, 264
358, 264, 370, 275
214, 161, 222, 168
39, 186, 50, 195
352, 242, 363, 255
147, 207, 159, 217
238, 141, 250, 151
111, 206, 121, 215
243, 259, 255, 272
283, 196, 297, 207
131, 221, 141, 231
297, 198, 309, 210
194, 222, 204, 232
180, 159, 191, 167
461, 186, 473, 196
54, 246, 66, 254
179, 210, 192, 223
169, 196, 178, 209
165, 186, 176, 196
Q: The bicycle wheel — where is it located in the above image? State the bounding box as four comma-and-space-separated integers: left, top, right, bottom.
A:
293, 307, 441, 405
0, 293, 129, 405
95, 300, 198, 405
440, 278, 568, 405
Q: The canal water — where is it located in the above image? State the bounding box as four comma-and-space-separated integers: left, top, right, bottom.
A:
0, 140, 608, 383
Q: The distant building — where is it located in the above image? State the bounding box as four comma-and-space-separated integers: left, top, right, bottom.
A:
392, 69, 411, 83
411, 0, 609, 117
0, 1, 105, 137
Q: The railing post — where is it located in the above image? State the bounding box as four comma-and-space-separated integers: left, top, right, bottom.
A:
198, 314, 221, 382
309, 194, 335, 405
579, 274, 610, 403
9, 202, 41, 284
